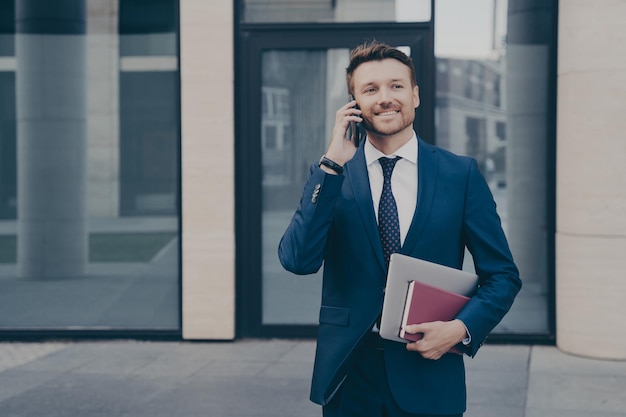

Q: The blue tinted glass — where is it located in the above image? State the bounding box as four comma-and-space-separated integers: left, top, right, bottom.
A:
435, 0, 552, 334
0, 1, 180, 331
243, 0, 431, 23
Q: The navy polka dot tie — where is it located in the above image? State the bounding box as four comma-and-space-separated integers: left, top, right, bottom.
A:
378, 156, 401, 268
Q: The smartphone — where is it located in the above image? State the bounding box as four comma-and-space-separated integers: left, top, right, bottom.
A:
347, 94, 363, 147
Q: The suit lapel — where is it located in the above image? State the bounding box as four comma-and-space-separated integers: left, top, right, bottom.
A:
345, 147, 387, 273
401, 139, 439, 255
345, 139, 439, 273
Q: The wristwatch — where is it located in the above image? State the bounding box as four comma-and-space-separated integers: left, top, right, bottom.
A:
318, 155, 344, 175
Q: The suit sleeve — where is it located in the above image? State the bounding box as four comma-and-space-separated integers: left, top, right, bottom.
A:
455, 159, 522, 356
278, 164, 344, 275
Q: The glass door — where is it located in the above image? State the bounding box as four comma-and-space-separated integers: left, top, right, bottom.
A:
236, 25, 434, 337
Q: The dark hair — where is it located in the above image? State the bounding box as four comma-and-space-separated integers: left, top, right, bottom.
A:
346, 40, 417, 94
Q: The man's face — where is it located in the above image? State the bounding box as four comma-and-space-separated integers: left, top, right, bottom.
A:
351, 58, 420, 140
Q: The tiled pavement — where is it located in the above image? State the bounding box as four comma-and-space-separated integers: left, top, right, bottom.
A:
0, 340, 625, 417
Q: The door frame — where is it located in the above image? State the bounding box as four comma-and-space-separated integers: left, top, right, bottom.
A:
235, 22, 435, 338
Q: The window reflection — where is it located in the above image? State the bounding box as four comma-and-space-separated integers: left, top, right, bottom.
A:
435, 0, 551, 334
261, 50, 335, 324
243, 0, 431, 23
255, 0, 552, 336
261, 46, 413, 325
0, 0, 180, 331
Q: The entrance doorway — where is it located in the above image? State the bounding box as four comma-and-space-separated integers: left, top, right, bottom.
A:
236, 25, 434, 337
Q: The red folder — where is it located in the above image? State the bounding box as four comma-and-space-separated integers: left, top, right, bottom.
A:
399, 279, 470, 342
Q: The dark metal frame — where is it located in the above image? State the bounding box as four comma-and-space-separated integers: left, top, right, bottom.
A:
235, 0, 559, 345
235, 19, 436, 338
544, 0, 559, 344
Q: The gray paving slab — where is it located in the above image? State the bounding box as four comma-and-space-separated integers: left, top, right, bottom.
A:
0, 342, 68, 372
1, 339, 625, 417
526, 346, 626, 416
464, 345, 530, 416
0, 369, 60, 402
466, 404, 525, 417
0, 372, 169, 417
524, 410, 626, 417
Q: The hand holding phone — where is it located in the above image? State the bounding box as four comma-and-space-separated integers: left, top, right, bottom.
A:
322, 97, 362, 170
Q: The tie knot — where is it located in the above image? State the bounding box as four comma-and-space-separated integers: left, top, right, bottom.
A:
379, 156, 401, 180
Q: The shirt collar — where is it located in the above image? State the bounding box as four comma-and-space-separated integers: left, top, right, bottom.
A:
364, 132, 418, 166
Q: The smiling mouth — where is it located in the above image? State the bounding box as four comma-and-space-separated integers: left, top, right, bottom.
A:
376, 110, 399, 116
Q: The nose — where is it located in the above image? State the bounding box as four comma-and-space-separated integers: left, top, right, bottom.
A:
377, 87, 393, 104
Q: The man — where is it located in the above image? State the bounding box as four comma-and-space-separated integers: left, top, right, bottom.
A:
278, 41, 521, 417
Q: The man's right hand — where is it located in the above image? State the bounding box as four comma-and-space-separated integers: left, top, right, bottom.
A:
323, 100, 363, 166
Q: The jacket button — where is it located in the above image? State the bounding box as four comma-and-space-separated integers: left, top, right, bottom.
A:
311, 185, 321, 203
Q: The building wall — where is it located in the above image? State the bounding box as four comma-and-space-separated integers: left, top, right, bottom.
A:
557, 0, 626, 359
180, 0, 235, 339
187, 0, 626, 352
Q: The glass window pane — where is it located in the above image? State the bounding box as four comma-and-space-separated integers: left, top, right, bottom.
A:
0, 0, 180, 331
434, 0, 551, 334
262, 48, 352, 324
261, 45, 409, 325
243, 0, 431, 23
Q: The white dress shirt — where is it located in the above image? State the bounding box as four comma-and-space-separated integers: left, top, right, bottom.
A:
364, 134, 472, 345
364, 133, 418, 246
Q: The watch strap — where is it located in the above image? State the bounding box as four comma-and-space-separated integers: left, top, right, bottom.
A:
318, 155, 344, 175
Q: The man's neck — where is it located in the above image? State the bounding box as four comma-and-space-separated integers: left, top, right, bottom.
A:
367, 129, 414, 156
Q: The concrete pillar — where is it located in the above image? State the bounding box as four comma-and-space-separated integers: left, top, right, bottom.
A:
16, 0, 88, 278
180, 0, 235, 339
505, 0, 552, 328
556, 0, 626, 359
86, 0, 119, 218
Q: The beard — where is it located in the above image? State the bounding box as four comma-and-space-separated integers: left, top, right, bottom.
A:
361, 110, 415, 138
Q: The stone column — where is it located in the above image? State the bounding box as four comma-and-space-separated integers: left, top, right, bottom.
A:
180, 0, 235, 339
556, 1, 626, 359
86, 0, 119, 218
16, 0, 88, 278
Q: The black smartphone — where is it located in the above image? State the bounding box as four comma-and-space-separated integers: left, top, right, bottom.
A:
347, 94, 363, 147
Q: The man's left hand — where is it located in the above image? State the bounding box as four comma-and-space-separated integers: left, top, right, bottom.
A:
404, 319, 467, 360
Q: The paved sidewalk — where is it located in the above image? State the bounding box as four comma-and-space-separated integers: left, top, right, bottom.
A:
0, 340, 625, 417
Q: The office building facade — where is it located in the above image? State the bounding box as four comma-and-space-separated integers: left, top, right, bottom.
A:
0, 0, 624, 360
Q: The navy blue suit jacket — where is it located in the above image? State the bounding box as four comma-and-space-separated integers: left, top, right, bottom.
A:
278, 137, 521, 415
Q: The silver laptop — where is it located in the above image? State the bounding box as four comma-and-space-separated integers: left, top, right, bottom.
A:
379, 253, 479, 343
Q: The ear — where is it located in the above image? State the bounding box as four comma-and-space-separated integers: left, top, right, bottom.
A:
413, 85, 420, 109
